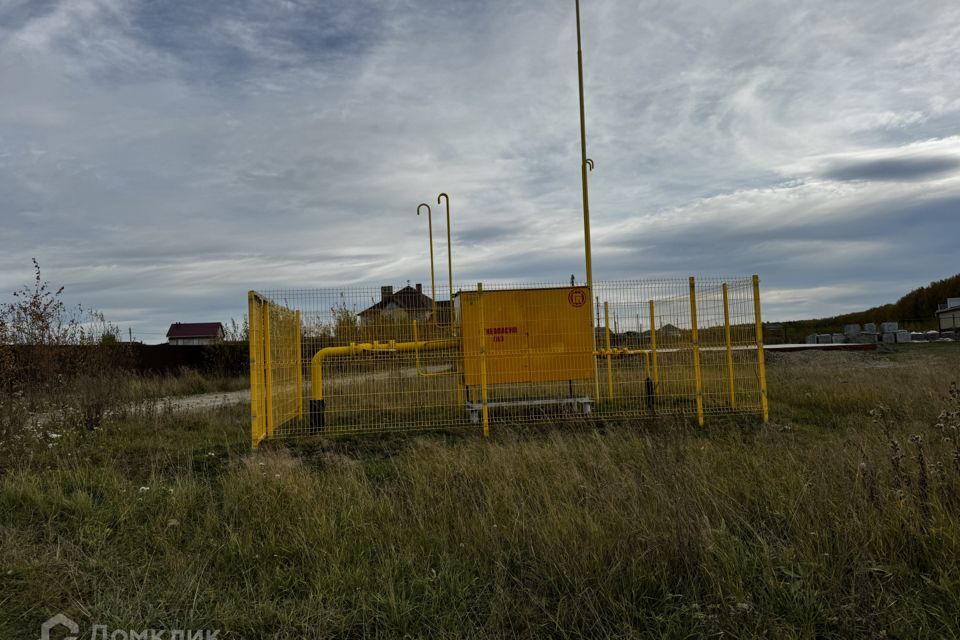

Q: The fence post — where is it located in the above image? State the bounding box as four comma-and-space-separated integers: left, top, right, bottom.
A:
721, 283, 736, 409
604, 301, 613, 400
689, 277, 704, 426
477, 282, 490, 437
295, 310, 304, 420
752, 275, 769, 423
648, 299, 659, 388
263, 303, 274, 437
248, 292, 263, 449
591, 291, 601, 404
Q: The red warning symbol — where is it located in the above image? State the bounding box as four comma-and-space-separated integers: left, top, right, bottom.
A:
568, 288, 587, 308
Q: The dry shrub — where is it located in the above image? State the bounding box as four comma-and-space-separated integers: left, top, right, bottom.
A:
0, 260, 129, 442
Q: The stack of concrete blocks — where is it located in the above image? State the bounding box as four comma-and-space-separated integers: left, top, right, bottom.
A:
802, 321, 907, 345
857, 322, 879, 343
879, 322, 911, 344
844, 323, 868, 344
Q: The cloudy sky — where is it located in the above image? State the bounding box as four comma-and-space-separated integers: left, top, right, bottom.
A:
1, 0, 959, 341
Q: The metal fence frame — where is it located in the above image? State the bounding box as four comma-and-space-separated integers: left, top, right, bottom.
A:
248, 276, 768, 448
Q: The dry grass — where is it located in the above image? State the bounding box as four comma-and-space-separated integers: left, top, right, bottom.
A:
1, 344, 959, 638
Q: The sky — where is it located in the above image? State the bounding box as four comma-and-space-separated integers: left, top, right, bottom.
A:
1, 0, 959, 342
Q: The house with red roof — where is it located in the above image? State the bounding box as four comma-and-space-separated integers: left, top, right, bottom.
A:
166, 322, 224, 345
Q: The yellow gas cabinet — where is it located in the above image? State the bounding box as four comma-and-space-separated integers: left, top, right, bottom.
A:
455, 286, 594, 386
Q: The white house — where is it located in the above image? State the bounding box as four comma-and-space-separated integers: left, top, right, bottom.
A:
936, 298, 960, 331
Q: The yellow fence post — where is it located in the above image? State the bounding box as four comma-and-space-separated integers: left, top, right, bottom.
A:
721, 283, 736, 409
295, 310, 303, 420
477, 282, 490, 437
591, 289, 600, 406
604, 301, 613, 400
248, 292, 263, 449
413, 319, 420, 363
689, 277, 704, 426
263, 302, 274, 438
648, 299, 659, 388
752, 274, 770, 423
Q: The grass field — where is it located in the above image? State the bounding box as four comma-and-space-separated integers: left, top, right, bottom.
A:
2, 344, 959, 638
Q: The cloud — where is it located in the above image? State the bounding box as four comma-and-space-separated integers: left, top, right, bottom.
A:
793, 137, 960, 183
1, 0, 959, 338
455, 225, 513, 246
823, 156, 960, 182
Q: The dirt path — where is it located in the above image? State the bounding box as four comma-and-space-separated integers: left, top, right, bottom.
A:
151, 364, 455, 412
149, 389, 250, 412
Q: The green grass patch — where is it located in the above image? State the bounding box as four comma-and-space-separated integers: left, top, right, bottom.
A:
1, 344, 959, 638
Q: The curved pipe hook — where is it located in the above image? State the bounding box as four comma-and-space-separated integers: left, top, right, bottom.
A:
417, 203, 437, 320
437, 193, 453, 306
585, 158, 595, 171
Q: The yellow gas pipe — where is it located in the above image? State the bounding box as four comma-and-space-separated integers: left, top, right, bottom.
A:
417, 203, 437, 321
308, 337, 459, 428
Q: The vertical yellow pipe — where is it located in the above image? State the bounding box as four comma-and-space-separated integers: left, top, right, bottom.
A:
477, 282, 489, 437
417, 203, 437, 321
263, 303, 274, 437
752, 275, 770, 423
689, 277, 704, 427
648, 299, 659, 387
295, 310, 303, 420
438, 193, 453, 305
574, 0, 599, 403
437, 193, 460, 407
604, 301, 613, 400
575, 0, 593, 298
721, 284, 736, 409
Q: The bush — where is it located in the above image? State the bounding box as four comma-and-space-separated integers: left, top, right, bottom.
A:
0, 260, 127, 437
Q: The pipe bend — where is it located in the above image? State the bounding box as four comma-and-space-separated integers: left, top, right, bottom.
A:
311, 338, 461, 401
311, 345, 355, 401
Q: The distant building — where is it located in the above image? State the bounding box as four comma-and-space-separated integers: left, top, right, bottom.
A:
641, 323, 683, 339
166, 322, 224, 345
937, 298, 960, 331
359, 284, 448, 323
